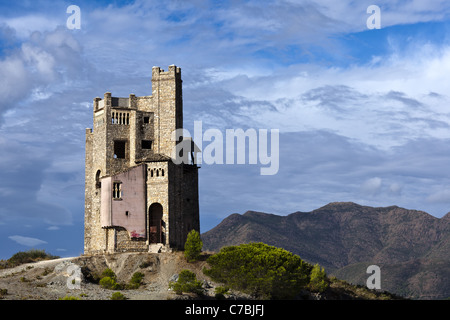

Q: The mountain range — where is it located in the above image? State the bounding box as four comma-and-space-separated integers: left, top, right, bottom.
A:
201, 202, 450, 299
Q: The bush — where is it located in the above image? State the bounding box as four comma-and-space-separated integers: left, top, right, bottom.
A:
127, 272, 145, 289
101, 268, 117, 281
184, 229, 203, 262
6, 249, 59, 268
99, 276, 121, 290
169, 269, 204, 295
309, 264, 329, 293
214, 286, 230, 300
59, 295, 80, 300
0, 288, 7, 299
111, 292, 127, 300
203, 242, 312, 299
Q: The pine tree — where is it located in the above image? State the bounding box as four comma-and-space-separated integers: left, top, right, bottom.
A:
184, 229, 203, 262
309, 264, 329, 293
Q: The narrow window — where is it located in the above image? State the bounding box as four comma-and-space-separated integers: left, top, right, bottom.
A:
113, 182, 122, 199
141, 140, 152, 150
126, 113, 130, 125
95, 170, 101, 189
161, 169, 164, 176
150, 170, 153, 177
156, 169, 159, 177
114, 140, 126, 159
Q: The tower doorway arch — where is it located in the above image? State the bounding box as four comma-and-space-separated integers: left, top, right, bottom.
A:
148, 203, 164, 244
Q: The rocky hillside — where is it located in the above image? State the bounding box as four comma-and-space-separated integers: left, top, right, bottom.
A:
0, 252, 217, 300
0, 251, 401, 300
201, 202, 450, 299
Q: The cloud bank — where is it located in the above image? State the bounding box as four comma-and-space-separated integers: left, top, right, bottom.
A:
0, 1, 449, 258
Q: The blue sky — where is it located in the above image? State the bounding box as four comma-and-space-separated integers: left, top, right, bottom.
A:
1, 0, 450, 259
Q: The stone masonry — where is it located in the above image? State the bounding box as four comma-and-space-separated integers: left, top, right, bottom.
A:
84, 65, 200, 254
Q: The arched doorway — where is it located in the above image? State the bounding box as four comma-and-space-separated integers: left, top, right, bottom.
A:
148, 203, 164, 244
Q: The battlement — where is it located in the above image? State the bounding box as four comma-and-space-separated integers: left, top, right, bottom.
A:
152, 64, 181, 76
94, 93, 136, 111
92, 65, 181, 113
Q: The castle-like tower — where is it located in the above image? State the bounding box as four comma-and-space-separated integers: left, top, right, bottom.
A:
84, 65, 199, 254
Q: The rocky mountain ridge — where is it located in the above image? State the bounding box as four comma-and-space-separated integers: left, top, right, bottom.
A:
201, 202, 450, 299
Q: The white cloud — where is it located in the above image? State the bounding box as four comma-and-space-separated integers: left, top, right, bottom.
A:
8, 235, 47, 247
426, 190, 450, 203
0, 15, 60, 38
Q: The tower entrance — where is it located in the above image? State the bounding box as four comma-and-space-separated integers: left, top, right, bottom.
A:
148, 203, 163, 244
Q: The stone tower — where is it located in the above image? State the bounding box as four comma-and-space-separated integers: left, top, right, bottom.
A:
84, 65, 199, 254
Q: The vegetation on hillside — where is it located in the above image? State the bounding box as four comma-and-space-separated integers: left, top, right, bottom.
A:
0, 249, 59, 269
169, 269, 204, 295
184, 229, 203, 262
203, 242, 316, 299
97, 268, 145, 290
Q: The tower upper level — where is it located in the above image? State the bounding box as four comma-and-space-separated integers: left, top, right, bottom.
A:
86, 65, 183, 177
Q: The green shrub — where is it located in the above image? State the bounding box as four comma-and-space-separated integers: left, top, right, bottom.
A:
169, 269, 204, 295
203, 242, 312, 299
308, 264, 329, 293
59, 295, 80, 300
7, 249, 59, 268
214, 286, 230, 300
184, 229, 203, 262
111, 292, 127, 300
0, 288, 7, 299
101, 268, 117, 281
127, 272, 145, 289
99, 276, 121, 290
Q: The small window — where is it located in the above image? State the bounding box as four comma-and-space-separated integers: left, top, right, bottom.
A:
143, 116, 150, 124
95, 170, 101, 189
113, 182, 122, 199
141, 140, 152, 150
114, 140, 126, 159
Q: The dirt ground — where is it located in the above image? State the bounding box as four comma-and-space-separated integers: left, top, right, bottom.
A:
0, 251, 244, 300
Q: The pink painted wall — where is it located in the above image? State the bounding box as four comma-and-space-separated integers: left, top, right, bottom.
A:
101, 164, 146, 238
